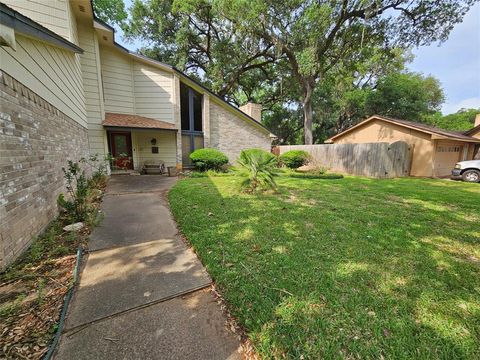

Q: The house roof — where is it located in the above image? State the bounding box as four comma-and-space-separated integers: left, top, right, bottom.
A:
327, 115, 480, 143
92, 16, 274, 137
103, 113, 178, 130
0, 3, 83, 53
464, 124, 480, 136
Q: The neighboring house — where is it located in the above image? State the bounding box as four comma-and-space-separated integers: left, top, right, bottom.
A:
0, 0, 273, 269
326, 115, 480, 177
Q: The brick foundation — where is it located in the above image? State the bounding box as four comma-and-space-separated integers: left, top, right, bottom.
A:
0, 71, 89, 269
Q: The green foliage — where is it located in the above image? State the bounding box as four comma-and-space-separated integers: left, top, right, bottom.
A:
125, 0, 275, 98
365, 72, 445, 122
124, 1, 474, 145
236, 149, 279, 192
288, 172, 343, 180
217, 0, 473, 143
58, 161, 91, 223
189, 148, 229, 171
280, 150, 310, 169
81, 153, 111, 189
57, 154, 110, 223
93, 0, 127, 28
428, 108, 480, 131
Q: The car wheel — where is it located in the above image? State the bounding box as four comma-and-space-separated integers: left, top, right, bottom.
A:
462, 169, 480, 183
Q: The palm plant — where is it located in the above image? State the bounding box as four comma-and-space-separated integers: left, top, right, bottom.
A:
236, 149, 279, 192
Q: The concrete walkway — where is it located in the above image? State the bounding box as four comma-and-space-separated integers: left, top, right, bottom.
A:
55, 175, 241, 360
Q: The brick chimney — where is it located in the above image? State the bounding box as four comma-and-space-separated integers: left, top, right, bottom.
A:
475, 113, 480, 127
240, 102, 262, 122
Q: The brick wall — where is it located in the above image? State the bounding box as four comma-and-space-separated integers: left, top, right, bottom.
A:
0, 71, 89, 269
209, 101, 271, 163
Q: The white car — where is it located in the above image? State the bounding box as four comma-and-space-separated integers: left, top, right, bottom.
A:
451, 160, 480, 183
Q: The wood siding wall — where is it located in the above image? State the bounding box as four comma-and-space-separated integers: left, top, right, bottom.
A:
100, 47, 175, 123
100, 48, 135, 115
278, 142, 413, 178
2, 0, 71, 41
1, 34, 87, 128
132, 130, 177, 169
133, 63, 174, 123
78, 25, 106, 155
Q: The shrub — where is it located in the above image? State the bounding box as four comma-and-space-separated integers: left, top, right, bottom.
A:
57, 160, 91, 222
288, 173, 344, 180
190, 148, 229, 171
280, 150, 310, 169
236, 149, 279, 192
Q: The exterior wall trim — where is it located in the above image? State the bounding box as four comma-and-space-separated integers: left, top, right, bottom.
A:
0, 3, 83, 53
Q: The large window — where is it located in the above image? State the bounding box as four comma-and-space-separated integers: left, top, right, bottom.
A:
180, 83, 203, 166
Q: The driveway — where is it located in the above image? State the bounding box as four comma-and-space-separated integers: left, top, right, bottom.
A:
55, 175, 241, 359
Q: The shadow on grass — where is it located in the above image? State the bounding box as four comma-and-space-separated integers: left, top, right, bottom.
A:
169, 176, 480, 359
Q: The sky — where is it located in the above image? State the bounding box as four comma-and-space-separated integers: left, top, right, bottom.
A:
116, 1, 480, 116
408, 2, 480, 115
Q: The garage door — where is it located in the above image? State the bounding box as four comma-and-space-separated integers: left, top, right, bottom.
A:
434, 141, 463, 177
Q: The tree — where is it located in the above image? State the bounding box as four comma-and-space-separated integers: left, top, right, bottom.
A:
219, 0, 477, 144
124, 0, 275, 101
92, 0, 127, 28
364, 72, 445, 121
430, 108, 480, 131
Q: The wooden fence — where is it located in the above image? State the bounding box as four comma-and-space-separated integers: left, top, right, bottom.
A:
276, 141, 413, 178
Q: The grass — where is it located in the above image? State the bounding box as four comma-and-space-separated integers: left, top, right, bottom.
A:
169, 175, 480, 359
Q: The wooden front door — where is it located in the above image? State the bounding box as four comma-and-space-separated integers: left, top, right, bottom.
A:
110, 132, 133, 170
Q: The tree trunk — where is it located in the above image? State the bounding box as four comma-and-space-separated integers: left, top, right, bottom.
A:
303, 82, 314, 145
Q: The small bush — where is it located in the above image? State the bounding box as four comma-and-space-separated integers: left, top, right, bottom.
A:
236, 149, 279, 192
280, 150, 310, 169
289, 173, 343, 180
190, 148, 229, 171
57, 161, 91, 222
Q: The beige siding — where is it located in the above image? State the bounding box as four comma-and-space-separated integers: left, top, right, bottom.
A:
209, 100, 271, 163
100, 47, 135, 114
132, 130, 177, 169
1, 34, 87, 128
66, 0, 79, 45
2, 0, 70, 41
333, 119, 435, 177
133, 62, 174, 123
78, 25, 106, 155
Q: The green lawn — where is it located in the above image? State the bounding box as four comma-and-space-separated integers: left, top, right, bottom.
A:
169, 175, 480, 359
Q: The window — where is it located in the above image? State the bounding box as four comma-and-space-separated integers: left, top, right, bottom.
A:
180, 83, 203, 166
437, 146, 461, 153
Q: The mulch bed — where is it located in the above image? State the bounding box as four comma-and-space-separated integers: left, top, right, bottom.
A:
0, 181, 106, 359
0, 255, 76, 359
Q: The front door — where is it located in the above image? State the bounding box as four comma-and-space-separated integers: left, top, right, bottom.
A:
110, 132, 133, 170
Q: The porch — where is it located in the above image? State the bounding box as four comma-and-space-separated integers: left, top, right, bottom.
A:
103, 113, 179, 173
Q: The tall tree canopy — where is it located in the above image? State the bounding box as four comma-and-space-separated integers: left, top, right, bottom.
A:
219, 0, 477, 144
365, 72, 445, 121
125, 0, 275, 103
98, 0, 477, 144
428, 108, 480, 131
92, 0, 127, 28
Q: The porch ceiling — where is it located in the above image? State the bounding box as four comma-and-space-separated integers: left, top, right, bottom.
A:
103, 113, 178, 130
